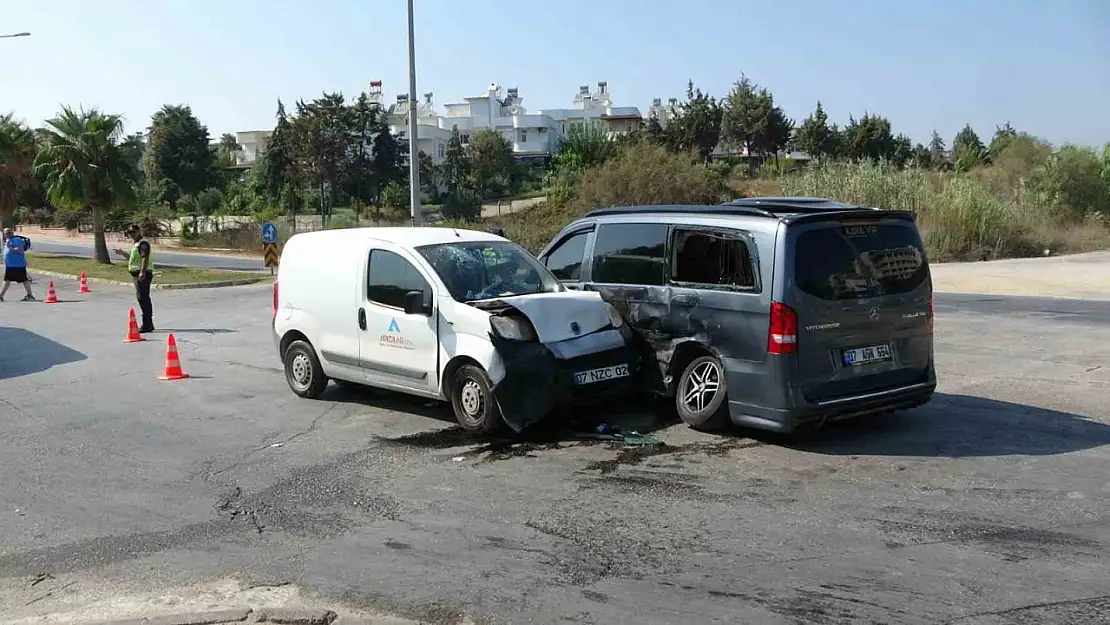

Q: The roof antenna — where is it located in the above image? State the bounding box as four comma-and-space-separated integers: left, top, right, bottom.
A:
454, 228, 460, 237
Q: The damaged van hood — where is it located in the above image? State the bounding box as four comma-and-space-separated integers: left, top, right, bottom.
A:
476, 290, 613, 343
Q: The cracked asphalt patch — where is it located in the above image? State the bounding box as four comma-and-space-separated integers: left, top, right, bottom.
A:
2, 280, 1109, 623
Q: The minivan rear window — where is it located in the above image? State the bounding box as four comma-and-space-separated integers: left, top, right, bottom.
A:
793, 222, 929, 300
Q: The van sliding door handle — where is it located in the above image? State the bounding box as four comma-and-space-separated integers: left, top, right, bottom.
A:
357, 308, 366, 330
671, 294, 699, 306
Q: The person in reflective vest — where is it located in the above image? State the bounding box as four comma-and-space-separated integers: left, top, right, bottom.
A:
114, 224, 155, 333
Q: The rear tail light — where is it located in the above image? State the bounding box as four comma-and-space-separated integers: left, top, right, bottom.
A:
927, 299, 933, 333
272, 281, 279, 318
768, 302, 798, 354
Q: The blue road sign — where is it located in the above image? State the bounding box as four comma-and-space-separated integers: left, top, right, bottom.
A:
261, 222, 278, 243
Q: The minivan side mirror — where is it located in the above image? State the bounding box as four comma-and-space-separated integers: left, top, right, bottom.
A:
403, 290, 427, 316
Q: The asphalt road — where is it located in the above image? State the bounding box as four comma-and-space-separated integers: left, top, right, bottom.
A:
31, 239, 266, 272
1, 284, 1108, 624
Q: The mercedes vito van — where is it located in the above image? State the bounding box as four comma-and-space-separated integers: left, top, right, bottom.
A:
537, 197, 936, 433
273, 227, 636, 434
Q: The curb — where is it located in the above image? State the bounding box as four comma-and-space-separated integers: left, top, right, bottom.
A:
89, 608, 341, 625
28, 269, 271, 290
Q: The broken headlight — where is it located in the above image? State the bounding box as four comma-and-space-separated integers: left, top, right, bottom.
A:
490, 314, 538, 341
604, 303, 625, 328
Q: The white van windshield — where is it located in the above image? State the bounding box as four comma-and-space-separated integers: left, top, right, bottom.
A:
417, 241, 563, 303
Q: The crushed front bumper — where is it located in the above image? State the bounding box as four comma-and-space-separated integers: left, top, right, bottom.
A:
491, 326, 639, 432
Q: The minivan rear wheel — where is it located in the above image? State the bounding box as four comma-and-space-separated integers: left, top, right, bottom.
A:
675, 355, 729, 431
284, 340, 329, 399
450, 364, 503, 434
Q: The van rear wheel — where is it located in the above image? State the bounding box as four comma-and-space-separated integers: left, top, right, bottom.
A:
450, 364, 503, 435
284, 340, 329, 399
675, 355, 729, 431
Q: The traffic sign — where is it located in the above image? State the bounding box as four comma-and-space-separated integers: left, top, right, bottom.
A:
261, 221, 278, 244
263, 243, 279, 272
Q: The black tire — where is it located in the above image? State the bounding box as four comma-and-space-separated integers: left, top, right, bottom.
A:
674, 355, 730, 431
283, 340, 329, 399
450, 364, 503, 434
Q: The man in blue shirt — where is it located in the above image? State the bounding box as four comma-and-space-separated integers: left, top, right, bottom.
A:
1, 227, 36, 302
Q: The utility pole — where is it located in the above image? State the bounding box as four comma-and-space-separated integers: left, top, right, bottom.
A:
406, 0, 423, 226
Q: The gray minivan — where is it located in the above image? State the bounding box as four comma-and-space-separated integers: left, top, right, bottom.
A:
536, 197, 936, 433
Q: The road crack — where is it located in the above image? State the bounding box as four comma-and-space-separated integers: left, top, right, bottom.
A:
201, 403, 339, 481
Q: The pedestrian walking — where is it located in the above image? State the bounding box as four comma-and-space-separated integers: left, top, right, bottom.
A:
114, 224, 154, 332
1, 227, 35, 302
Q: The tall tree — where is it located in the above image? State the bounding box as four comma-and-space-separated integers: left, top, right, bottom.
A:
145, 104, 215, 210
468, 129, 516, 199
344, 92, 378, 209
260, 100, 303, 221
440, 127, 471, 192
891, 133, 914, 168
0, 113, 36, 227
644, 115, 667, 145
928, 130, 948, 169
666, 80, 722, 163
841, 114, 896, 162
792, 101, 834, 162
720, 75, 792, 169
988, 122, 1019, 160
371, 113, 406, 201
34, 107, 141, 263
952, 123, 988, 172
292, 93, 354, 225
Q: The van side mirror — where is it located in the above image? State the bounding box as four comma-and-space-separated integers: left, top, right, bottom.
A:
403, 290, 427, 316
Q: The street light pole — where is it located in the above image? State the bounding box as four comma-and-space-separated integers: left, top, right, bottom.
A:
0, 32, 31, 39
406, 0, 423, 227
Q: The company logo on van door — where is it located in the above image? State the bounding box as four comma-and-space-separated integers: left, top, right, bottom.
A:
379, 317, 414, 350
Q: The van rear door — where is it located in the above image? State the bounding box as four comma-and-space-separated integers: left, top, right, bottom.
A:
785, 214, 933, 403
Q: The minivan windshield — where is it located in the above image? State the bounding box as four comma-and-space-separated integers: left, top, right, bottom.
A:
417, 240, 563, 303
793, 221, 929, 300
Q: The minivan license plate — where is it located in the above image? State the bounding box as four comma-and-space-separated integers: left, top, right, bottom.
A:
573, 364, 630, 385
842, 344, 892, 366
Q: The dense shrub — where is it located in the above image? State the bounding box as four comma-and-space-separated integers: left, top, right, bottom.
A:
487, 143, 729, 253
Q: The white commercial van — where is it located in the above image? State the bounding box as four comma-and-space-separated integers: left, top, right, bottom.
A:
273, 227, 638, 434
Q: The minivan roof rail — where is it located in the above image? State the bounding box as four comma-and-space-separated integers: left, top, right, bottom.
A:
725, 196, 879, 213
582, 197, 884, 220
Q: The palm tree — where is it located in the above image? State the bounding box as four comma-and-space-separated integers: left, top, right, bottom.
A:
218, 132, 241, 166
0, 113, 36, 228
34, 106, 142, 263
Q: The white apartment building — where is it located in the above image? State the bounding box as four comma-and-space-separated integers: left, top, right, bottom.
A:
234, 130, 272, 167
388, 81, 644, 164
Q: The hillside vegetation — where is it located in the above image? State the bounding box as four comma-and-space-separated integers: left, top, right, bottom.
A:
474, 136, 1110, 262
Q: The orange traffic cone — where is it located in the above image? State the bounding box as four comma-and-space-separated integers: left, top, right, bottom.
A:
158, 333, 189, 381
124, 307, 145, 343
43, 281, 58, 304
77, 272, 90, 293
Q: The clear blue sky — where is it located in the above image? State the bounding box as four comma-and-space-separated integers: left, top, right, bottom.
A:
3, 0, 1108, 147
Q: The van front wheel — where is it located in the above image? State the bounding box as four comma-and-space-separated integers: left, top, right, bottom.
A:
675, 355, 729, 431
284, 340, 329, 399
450, 364, 503, 435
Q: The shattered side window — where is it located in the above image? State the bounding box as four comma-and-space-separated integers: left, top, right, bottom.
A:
417, 241, 561, 302
591, 223, 667, 286
671, 229, 758, 290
